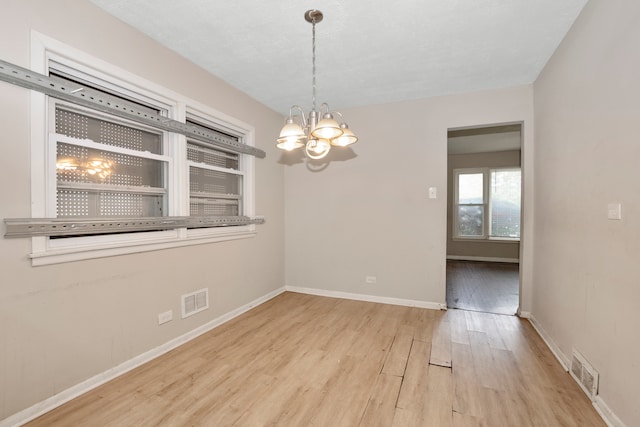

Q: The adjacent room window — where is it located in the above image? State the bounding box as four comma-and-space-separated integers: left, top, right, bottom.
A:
453, 168, 521, 240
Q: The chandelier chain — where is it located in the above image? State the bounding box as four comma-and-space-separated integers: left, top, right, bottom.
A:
312, 20, 317, 113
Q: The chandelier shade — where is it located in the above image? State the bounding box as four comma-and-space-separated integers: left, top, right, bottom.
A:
276, 10, 358, 159
331, 124, 358, 147
311, 113, 343, 140
276, 118, 306, 151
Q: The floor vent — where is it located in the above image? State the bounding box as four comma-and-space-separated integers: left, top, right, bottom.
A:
570, 349, 599, 400
181, 288, 209, 318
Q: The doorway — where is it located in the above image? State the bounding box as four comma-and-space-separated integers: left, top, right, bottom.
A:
446, 124, 522, 315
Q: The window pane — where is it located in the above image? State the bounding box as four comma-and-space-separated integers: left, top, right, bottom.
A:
188, 139, 242, 217
57, 143, 164, 188
457, 205, 484, 237
189, 166, 241, 216
56, 108, 162, 154
187, 143, 238, 170
56, 189, 163, 218
458, 173, 484, 204
490, 170, 521, 238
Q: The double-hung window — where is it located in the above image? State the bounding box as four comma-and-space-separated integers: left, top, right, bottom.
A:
186, 118, 243, 218
21, 40, 261, 265
453, 168, 521, 240
52, 102, 170, 220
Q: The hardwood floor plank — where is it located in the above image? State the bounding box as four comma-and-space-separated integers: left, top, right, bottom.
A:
464, 310, 508, 350
394, 364, 453, 427
422, 365, 454, 427
359, 373, 403, 427
449, 308, 471, 345
381, 333, 413, 377
430, 310, 452, 367
452, 411, 485, 427
396, 340, 431, 411
451, 342, 483, 419
467, 330, 502, 390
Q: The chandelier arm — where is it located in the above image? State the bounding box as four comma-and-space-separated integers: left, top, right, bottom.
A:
289, 105, 307, 127
319, 103, 331, 116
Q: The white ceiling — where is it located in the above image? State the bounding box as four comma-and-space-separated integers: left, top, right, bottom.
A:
89, 0, 588, 115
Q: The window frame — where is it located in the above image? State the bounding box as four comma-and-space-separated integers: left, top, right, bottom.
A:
50, 100, 173, 218
453, 167, 521, 242
453, 168, 487, 240
29, 32, 258, 266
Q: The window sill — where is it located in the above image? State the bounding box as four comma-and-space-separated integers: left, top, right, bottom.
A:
452, 237, 520, 244
30, 226, 256, 266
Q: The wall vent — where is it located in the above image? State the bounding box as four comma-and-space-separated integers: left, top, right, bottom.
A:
570, 349, 599, 400
181, 288, 209, 318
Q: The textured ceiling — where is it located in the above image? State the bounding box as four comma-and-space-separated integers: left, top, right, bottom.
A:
89, 0, 588, 115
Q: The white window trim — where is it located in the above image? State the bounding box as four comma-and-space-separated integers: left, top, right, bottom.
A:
453, 168, 487, 240
453, 167, 521, 242
29, 31, 257, 266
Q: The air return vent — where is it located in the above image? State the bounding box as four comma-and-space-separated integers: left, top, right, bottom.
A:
181, 288, 209, 318
570, 349, 599, 400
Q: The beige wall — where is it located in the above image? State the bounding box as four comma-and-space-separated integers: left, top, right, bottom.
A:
533, 0, 640, 425
447, 150, 521, 260
284, 86, 534, 309
0, 0, 284, 420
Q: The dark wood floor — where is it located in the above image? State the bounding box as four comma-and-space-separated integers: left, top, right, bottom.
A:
446, 260, 519, 315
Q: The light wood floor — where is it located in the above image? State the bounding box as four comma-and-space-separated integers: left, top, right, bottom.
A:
26, 292, 605, 426
446, 260, 520, 315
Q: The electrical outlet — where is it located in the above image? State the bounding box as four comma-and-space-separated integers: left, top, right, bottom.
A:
158, 310, 173, 325
607, 203, 622, 220
365, 276, 377, 284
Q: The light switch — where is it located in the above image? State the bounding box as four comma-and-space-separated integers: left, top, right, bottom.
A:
607, 203, 622, 220
428, 187, 437, 199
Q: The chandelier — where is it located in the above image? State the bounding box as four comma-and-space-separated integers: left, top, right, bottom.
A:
276, 9, 358, 160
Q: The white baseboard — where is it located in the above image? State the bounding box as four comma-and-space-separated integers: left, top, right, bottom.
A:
517, 310, 531, 319
0, 287, 286, 427
528, 315, 627, 427
285, 286, 445, 310
594, 395, 627, 427
446, 255, 519, 264
527, 315, 570, 371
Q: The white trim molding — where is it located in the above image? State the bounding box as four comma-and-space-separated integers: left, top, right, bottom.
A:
528, 315, 570, 371
286, 286, 445, 310
594, 396, 628, 427
528, 315, 627, 427
0, 287, 286, 427
447, 255, 520, 264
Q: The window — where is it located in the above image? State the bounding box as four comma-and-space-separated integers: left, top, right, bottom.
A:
186, 118, 243, 218
26, 37, 261, 265
453, 168, 521, 240
53, 103, 169, 220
